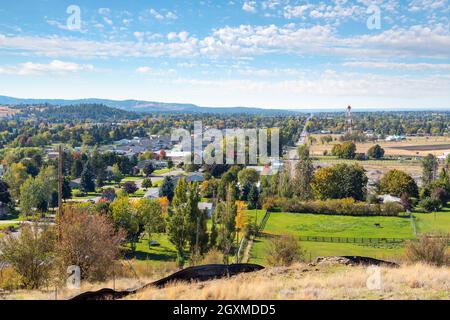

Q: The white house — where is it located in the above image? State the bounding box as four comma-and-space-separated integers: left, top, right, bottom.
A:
377, 194, 401, 204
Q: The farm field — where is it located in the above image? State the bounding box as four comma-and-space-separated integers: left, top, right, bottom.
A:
309, 135, 450, 157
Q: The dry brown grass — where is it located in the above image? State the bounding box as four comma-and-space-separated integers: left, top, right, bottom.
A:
310, 135, 450, 157
2, 263, 448, 300
131, 263, 450, 300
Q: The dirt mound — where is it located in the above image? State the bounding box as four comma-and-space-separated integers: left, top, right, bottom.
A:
311, 256, 399, 267
70, 263, 264, 300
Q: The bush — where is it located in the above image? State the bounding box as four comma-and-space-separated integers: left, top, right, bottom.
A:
431, 187, 448, 207
0, 224, 55, 289
405, 234, 448, 266
142, 178, 153, 189
271, 197, 403, 216
55, 206, 125, 282
266, 235, 305, 266
73, 190, 86, 197
122, 181, 138, 194
200, 249, 223, 265
420, 197, 442, 212
0, 267, 21, 291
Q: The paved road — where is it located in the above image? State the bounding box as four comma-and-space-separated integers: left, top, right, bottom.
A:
288, 114, 313, 160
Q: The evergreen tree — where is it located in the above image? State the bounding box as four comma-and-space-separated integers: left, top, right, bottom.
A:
294, 146, 314, 200
278, 162, 293, 198
240, 181, 252, 201
80, 161, 95, 193
159, 176, 174, 201
422, 154, 438, 186
248, 184, 259, 209
168, 178, 189, 267
217, 184, 237, 264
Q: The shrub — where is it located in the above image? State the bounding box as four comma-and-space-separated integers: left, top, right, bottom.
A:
0, 224, 55, 289
367, 144, 385, 159
420, 197, 442, 212
122, 181, 138, 194
431, 187, 448, 207
262, 196, 278, 211
200, 249, 223, 265
266, 235, 305, 267
405, 234, 448, 266
55, 206, 125, 282
73, 190, 86, 197
0, 267, 21, 291
142, 178, 153, 189
102, 188, 117, 202
273, 197, 403, 216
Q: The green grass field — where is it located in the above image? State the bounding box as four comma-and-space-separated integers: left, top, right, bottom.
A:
121, 176, 144, 182
414, 207, 450, 235
262, 212, 415, 239
153, 168, 172, 175
248, 209, 450, 265
126, 233, 178, 265
249, 237, 405, 265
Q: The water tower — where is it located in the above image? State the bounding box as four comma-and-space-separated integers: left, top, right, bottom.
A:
346, 105, 353, 134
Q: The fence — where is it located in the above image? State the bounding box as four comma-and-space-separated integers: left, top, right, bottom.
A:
260, 233, 450, 245
257, 210, 270, 234
297, 236, 406, 244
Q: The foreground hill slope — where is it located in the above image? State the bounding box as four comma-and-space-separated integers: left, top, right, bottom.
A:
131, 263, 450, 300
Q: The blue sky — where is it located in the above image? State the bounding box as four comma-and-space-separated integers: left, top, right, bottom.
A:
0, 0, 449, 109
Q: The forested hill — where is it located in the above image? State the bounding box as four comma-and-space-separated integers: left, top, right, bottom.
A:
25, 104, 140, 121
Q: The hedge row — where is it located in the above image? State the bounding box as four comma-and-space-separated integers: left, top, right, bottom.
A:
262, 197, 405, 216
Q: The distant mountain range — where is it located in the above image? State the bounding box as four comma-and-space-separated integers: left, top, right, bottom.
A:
0, 95, 448, 114
0, 95, 296, 115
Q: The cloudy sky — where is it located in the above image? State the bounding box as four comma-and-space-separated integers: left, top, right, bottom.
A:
0, 0, 449, 109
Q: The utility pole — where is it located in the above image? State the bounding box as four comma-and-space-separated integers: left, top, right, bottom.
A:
58, 144, 63, 241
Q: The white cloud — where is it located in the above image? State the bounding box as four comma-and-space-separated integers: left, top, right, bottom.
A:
136, 66, 176, 76
165, 11, 178, 20
149, 9, 178, 21
283, 5, 312, 19
98, 8, 111, 15
242, 1, 257, 13
343, 61, 450, 71
103, 17, 113, 26
149, 9, 165, 20
136, 66, 152, 74
0, 24, 449, 59
262, 0, 281, 10
409, 0, 448, 12
0, 60, 94, 75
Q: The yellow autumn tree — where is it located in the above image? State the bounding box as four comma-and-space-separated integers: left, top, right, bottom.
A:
158, 196, 170, 218
235, 200, 247, 240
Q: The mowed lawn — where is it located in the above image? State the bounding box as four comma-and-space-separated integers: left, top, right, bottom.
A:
261, 212, 415, 239
126, 233, 178, 265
